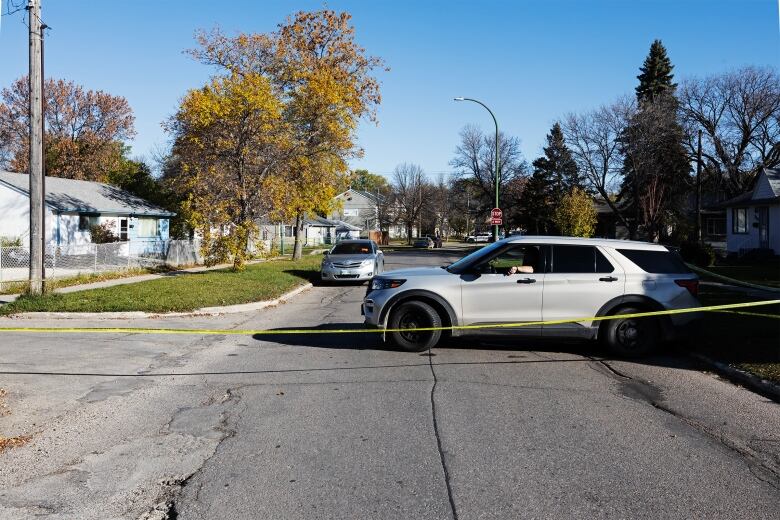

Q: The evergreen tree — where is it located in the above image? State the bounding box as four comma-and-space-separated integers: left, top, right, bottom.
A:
525, 123, 584, 233
635, 39, 677, 104
620, 40, 690, 241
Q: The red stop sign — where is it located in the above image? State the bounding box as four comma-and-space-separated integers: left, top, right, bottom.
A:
491, 208, 502, 219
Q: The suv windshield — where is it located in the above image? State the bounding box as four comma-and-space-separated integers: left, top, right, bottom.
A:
445, 241, 505, 273
331, 242, 372, 255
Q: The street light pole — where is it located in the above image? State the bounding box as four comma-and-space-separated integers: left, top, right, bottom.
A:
454, 97, 500, 242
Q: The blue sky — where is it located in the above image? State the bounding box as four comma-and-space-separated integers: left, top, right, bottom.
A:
1, 0, 778, 179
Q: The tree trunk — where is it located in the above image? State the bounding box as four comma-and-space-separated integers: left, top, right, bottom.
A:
292, 212, 305, 260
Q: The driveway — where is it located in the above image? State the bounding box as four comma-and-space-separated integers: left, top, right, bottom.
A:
0, 249, 778, 519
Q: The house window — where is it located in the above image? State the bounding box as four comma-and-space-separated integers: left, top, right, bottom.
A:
119, 219, 128, 241
78, 214, 98, 231
732, 208, 748, 234
136, 218, 159, 237
705, 217, 726, 237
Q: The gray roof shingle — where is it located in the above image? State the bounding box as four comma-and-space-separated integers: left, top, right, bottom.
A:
0, 170, 174, 216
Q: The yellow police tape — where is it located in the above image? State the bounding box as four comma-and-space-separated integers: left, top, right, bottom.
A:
0, 299, 778, 336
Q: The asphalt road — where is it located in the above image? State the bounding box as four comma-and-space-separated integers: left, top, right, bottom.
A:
0, 248, 778, 519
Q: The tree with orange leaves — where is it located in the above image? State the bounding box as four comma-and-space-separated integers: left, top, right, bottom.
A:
0, 77, 135, 182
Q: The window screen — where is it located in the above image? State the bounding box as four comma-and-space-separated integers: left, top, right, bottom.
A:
732, 208, 748, 234
617, 249, 690, 274
552, 245, 614, 273
136, 218, 159, 238
78, 215, 98, 231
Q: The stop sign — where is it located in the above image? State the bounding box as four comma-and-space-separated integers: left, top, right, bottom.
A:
490, 208, 502, 219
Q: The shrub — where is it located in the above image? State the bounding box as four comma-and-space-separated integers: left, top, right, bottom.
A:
0, 236, 22, 247
89, 223, 120, 244
680, 241, 715, 267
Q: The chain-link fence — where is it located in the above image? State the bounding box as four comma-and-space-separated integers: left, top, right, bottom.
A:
0, 240, 204, 292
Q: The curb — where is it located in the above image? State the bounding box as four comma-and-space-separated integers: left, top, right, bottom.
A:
3, 283, 314, 320
691, 353, 780, 404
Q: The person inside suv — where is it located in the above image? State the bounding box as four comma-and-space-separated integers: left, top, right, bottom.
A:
507, 246, 539, 275
477, 245, 541, 275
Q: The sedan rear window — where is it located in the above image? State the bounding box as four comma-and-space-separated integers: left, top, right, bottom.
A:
331, 243, 372, 255
617, 249, 690, 274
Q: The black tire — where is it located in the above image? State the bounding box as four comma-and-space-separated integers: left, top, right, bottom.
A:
601, 307, 659, 357
387, 301, 443, 352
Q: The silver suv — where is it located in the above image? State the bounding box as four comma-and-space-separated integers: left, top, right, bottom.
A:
362, 236, 700, 356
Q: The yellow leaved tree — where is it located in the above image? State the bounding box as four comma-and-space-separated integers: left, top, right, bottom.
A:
165, 72, 287, 269
553, 187, 598, 237
183, 10, 385, 260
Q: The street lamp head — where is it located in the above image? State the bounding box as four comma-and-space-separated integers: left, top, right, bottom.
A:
453, 97, 465, 101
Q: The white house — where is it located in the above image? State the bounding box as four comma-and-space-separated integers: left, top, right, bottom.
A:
0, 170, 175, 255
719, 168, 780, 256
329, 189, 412, 239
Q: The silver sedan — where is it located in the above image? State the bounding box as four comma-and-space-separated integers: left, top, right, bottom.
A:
320, 239, 384, 282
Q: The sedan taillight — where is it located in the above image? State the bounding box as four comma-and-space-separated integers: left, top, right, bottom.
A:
675, 279, 699, 297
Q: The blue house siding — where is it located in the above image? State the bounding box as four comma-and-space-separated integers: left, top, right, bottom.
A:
128, 216, 171, 255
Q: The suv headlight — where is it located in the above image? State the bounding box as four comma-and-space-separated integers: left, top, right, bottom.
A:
370, 278, 406, 291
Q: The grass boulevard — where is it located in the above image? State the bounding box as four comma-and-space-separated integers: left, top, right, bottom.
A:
0, 256, 323, 315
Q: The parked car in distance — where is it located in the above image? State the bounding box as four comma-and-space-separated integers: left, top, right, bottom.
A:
413, 237, 434, 248
363, 236, 700, 357
465, 232, 491, 243
321, 239, 384, 282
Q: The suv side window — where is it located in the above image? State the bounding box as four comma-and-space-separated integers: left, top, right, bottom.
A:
475, 245, 543, 275
617, 249, 689, 274
551, 245, 614, 274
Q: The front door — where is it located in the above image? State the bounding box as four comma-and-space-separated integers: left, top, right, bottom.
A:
758, 206, 769, 249
459, 244, 545, 335
542, 245, 625, 338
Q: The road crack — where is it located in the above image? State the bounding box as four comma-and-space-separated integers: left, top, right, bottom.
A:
592, 358, 780, 490
427, 348, 459, 520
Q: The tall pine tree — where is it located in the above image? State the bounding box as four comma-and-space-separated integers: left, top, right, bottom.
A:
635, 40, 677, 104
523, 123, 584, 233
620, 40, 690, 241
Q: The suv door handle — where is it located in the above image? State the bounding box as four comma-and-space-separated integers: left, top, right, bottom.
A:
516, 278, 536, 284
599, 276, 618, 282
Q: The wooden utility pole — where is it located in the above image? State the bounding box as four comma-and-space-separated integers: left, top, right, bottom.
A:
695, 129, 703, 245
27, 0, 44, 294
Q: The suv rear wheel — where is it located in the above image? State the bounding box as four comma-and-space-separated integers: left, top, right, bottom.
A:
388, 301, 442, 352
601, 307, 659, 357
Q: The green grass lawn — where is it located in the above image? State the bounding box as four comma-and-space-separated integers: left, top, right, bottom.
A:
700, 263, 780, 288
691, 284, 780, 383
1, 256, 322, 315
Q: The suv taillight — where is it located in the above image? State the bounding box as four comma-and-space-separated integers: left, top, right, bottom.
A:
675, 279, 699, 297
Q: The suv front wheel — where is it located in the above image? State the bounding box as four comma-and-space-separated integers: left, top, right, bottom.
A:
601, 307, 659, 357
387, 301, 442, 352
